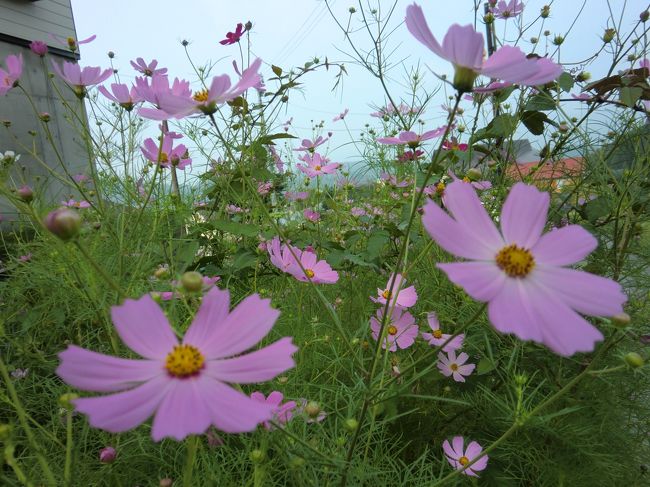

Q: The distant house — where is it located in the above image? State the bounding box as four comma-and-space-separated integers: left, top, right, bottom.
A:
0, 0, 88, 222
505, 157, 585, 190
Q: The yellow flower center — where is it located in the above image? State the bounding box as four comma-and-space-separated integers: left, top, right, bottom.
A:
381, 289, 392, 299
314, 165, 322, 171
193, 89, 209, 102
387, 325, 398, 335
459, 456, 469, 466
67, 37, 77, 49
436, 182, 446, 195
462, 176, 471, 183
450, 363, 459, 371
496, 244, 535, 278
165, 344, 205, 378
159, 152, 169, 163
433, 330, 443, 339
305, 269, 315, 278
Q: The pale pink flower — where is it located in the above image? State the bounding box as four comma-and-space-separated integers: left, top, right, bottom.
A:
405, 3, 562, 92
61, 199, 91, 209
72, 174, 90, 184
422, 181, 626, 356
571, 93, 592, 101
267, 237, 297, 273
297, 153, 341, 178
56, 288, 297, 441
371, 273, 418, 309
491, 0, 524, 19
257, 181, 273, 195
270, 146, 284, 173
370, 307, 418, 351
303, 208, 321, 222
294, 136, 328, 153
29, 40, 48, 57
0, 54, 22, 96
51, 60, 112, 93
442, 138, 468, 152
98, 83, 143, 111
437, 350, 475, 382
442, 436, 488, 477
226, 204, 244, 214
286, 248, 339, 284
250, 391, 296, 430
333, 108, 349, 122
377, 126, 447, 147
284, 191, 309, 201
134, 74, 191, 111
448, 170, 492, 191
351, 207, 366, 217
130, 58, 167, 77
421, 312, 464, 352
141, 134, 192, 169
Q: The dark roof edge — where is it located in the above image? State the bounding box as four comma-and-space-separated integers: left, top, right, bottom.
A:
0, 32, 80, 60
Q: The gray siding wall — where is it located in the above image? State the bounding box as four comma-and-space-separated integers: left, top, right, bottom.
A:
0, 0, 76, 46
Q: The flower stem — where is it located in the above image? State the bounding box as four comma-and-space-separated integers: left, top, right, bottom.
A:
73, 241, 124, 299
182, 435, 199, 487
63, 409, 73, 487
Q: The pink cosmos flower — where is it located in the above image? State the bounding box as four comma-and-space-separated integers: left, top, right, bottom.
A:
380, 172, 411, 188
442, 138, 468, 151
448, 170, 492, 191
270, 146, 284, 173
286, 248, 339, 284
442, 436, 488, 477
56, 288, 297, 441
297, 153, 341, 177
282, 117, 293, 131
29, 40, 48, 57
333, 108, 349, 122
351, 207, 366, 217
370, 307, 418, 351
134, 74, 191, 109
98, 83, 143, 111
421, 312, 464, 352
405, 3, 563, 92
491, 0, 524, 19
130, 58, 167, 77
371, 273, 418, 309
61, 199, 91, 209
232, 60, 265, 92
267, 237, 298, 273
226, 204, 244, 215
377, 127, 447, 147
141, 134, 192, 170
138, 59, 262, 119
50, 34, 96, 52
51, 61, 112, 94
257, 181, 273, 195
156, 276, 221, 302
250, 391, 296, 430
303, 208, 321, 222
422, 181, 627, 356
72, 174, 90, 184
437, 350, 475, 382
220, 23, 245, 45
284, 191, 309, 201
397, 149, 424, 162
0, 54, 22, 96
294, 136, 329, 153
19, 253, 32, 263
571, 93, 592, 101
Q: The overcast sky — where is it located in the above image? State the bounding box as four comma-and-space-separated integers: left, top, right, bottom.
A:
69, 0, 647, 168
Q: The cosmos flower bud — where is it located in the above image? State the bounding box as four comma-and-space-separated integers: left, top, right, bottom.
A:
611, 312, 631, 328
349, 7, 356, 13
304, 401, 321, 418
641, 10, 649, 22
603, 28, 616, 43
58, 392, 79, 410
484, 13, 495, 24
624, 352, 644, 368
244, 21, 253, 31
249, 449, 266, 463
466, 168, 482, 181
154, 266, 170, 279
39, 112, 51, 122
553, 35, 564, 46
576, 71, 591, 82
0, 424, 11, 440
344, 418, 359, 432
530, 37, 539, 43
289, 457, 306, 469
44, 208, 81, 241
180, 271, 203, 292
159, 479, 173, 487
107, 51, 115, 59
541, 5, 550, 18
99, 446, 116, 464
17, 185, 34, 203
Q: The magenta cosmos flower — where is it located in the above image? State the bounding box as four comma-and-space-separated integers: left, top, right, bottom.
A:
0, 54, 22, 96
141, 134, 192, 170
422, 181, 627, 356
130, 58, 167, 77
377, 126, 447, 147
220, 23, 245, 45
421, 312, 464, 352
98, 83, 143, 111
370, 307, 418, 351
491, 0, 524, 19
437, 350, 475, 382
52, 60, 112, 96
297, 153, 340, 178
29, 40, 48, 57
405, 3, 562, 92
56, 288, 297, 441
370, 273, 418, 309
303, 208, 321, 222
442, 436, 488, 477
250, 391, 296, 430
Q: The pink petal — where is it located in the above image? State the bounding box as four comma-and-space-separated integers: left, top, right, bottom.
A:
74, 375, 171, 433
266, 390, 284, 406
456, 352, 469, 365
57, 345, 163, 392
206, 337, 297, 383
451, 436, 465, 458
466, 440, 484, 460
111, 295, 178, 360
437, 262, 506, 301
183, 287, 230, 348
197, 290, 280, 359
405, 4, 445, 58
452, 371, 466, 382
200, 380, 274, 433
533, 267, 626, 317
481, 45, 538, 83
151, 378, 212, 441
441, 24, 484, 70
500, 183, 549, 248
532, 225, 597, 266
444, 182, 504, 253
442, 439, 457, 459
457, 364, 475, 375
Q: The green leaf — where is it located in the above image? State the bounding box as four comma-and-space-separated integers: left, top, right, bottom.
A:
558, 72, 574, 92
584, 197, 611, 222
271, 65, 282, 77
472, 114, 518, 141
257, 133, 297, 145
476, 357, 497, 375
231, 250, 258, 271
365, 230, 390, 259
620, 86, 643, 107
521, 110, 551, 135
524, 94, 557, 111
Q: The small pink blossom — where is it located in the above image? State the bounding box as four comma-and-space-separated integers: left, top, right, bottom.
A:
442, 436, 488, 477
98, 83, 143, 111
29, 40, 48, 57
52, 60, 112, 93
257, 181, 273, 195
377, 126, 447, 147
297, 153, 340, 178
286, 248, 339, 284
370, 273, 418, 309
437, 350, 475, 382
130, 58, 167, 77
303, 208, 321, 222
0, 54, 22, 96
61, 199, 91, 209
285, 191, 309, 201
19, 253, 32, 263
141, 134, 192, 169
50, 34, 96, 52
421, 312, 464, 352
442, 138, 468, 151
270, 146, 284, 173
397, 150, 424, 162
220, 23, 245, 45
294, 136, 328, 153
226, 204, 244, 214
351, 207, 366, 217
99, 446, 116, 464
370, 307, 418, 351
250, 391, 296, 430
56, 288, 297, 441
490, 0, 524, 19
332, 108, 349, 122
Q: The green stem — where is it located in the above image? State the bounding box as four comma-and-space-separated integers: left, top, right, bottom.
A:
73, 241, 124, 298
63, 410, 73, 487
182, 435, 199, 487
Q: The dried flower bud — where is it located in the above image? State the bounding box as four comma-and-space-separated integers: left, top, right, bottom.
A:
107, 51, 115, 59
44, 208, 81, 241
543, 30, 551, 36
181, 39, 189, 47
244, 21, 253, 31
180, 271, 203, 292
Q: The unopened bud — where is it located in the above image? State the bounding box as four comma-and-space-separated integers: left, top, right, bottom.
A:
39, 112, 51, 122
154, 267, 170, 279
576, 71, 591, 82
159, 479, 173, 487
244, 21, 253, 31
530, 37, 539, 44
553, 35, 564, 46
612, 312, 631, 328
541, 5, 550, 18
289, 456, 305, 468
58, 392, 79, 410
44, 208, 81, 241
249, 449, 265, 463
641, 10, 649, 22
181, 39, 189, 47
99, 446, 116, 464
344, 418, 358, 432
484, 13, 495, 24
17, 185, 34, 203
107, 51, 115, 59
304, 401, 321, 418
465, 168, 482, 181
624, 352, 644, 368
603, 28, 616, 43
180, 271, 203, 292
348, 7, 356, 13
0, 423, 11, 441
